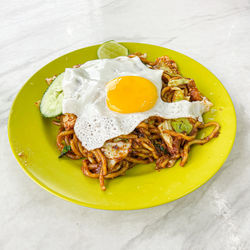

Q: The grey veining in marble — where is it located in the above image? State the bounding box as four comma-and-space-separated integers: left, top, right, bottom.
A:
1, 0, 250, 249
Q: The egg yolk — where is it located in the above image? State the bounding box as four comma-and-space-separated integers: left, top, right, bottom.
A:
106, 76, 158, 113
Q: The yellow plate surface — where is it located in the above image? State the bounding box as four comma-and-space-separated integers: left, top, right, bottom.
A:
8, 43, 236, 210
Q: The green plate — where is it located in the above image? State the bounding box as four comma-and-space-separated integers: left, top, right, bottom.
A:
8, 43, 236, 210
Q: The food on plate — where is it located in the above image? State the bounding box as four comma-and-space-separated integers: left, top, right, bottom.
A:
38, 42, 220, 190
40, 73, 64, 117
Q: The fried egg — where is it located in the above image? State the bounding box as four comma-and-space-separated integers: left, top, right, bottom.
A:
62, 56, 211, 150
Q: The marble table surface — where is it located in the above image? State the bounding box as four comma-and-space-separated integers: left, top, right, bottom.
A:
1, 0, 250, 249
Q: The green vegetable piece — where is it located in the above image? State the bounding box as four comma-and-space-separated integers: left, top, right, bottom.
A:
168, 78, 190, 87
172, 90, 184, 102
59, 145, 71, 158
171, 118, 193, 134
154, 143, 168, 154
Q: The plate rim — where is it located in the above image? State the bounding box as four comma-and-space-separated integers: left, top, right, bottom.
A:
8, 42, 237, 210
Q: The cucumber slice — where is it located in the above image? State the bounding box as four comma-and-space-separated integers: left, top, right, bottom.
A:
40, 73, 64, 117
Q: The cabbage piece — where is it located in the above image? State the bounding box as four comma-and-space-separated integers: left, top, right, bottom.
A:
171, 118, 193, 134
153, 56, 180, 76
168, 78, 190, 87
158, 120, 173, 151
102, 140, 131, 169
172, 89, 184, 102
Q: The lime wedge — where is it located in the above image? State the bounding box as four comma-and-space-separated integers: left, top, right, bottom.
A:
97, 40, 129, 59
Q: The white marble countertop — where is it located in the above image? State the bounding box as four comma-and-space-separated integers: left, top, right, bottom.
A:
1, 0, 250, 249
